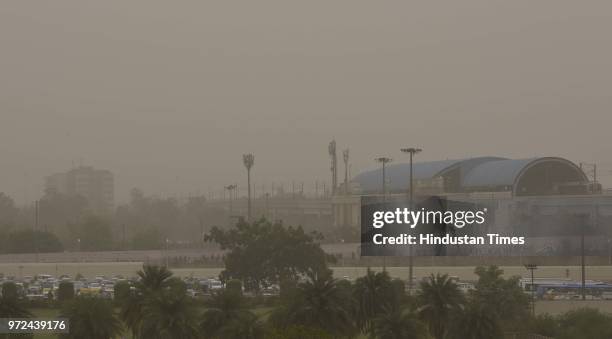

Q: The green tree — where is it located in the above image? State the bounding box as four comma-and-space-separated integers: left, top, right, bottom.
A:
57, 281, 75, 303
417, 273, 464, 339
120, 265, 176, 338
557, 308, 612, 339
270, 270, 355, 337
214, 312, 264, 339
0, 282, 30, 329
470, 266, 530, 332
3, 230, 63, 254
225, 279, 243, 296
68, 216, 114, 251
0, 193, 18, 227
371, 305, 428, 339
120, 265, 196, 339
131, 227, 162, 250
528, 314, 558, 338
59, 296, 122, 339
206, 219, 331, 292
1, 282, 19, 302
200, 289, 255, 338
353, 268, 401, 333
265, 325, 334, 339
113, 280, 131, 305
138, 291, 200, 339
451, 299, 500, 339
137, 265, 174, 291
38, 191, 88, 236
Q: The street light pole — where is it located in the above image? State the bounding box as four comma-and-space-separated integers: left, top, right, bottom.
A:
401, 147, 422, 294
375, 157, 392, 270
581, 223, 586, 301
225, 184, 236, 223
165, 238, 170, 268
525, 264, 538, 316
243, 154, 254, 222
608, 239, 611, 266
343, 149, 350, 195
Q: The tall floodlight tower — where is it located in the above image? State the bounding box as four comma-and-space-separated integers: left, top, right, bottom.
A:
401, 147, 422, 295
243, 154, 254, 221
328, 140, 338, 196
343, 149, 350, 194
374, 157, 392, 201
225, 184, 237, 222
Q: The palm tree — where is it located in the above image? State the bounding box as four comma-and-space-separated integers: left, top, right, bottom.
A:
353, 268, 396, 333
0, 282, 30, 319
243, 153, 254, 221
273, 270, 355, 337
59, 296, 122, 339
417, 273, 464, 339
451, 299, 500, 339
120, 264, 178, 338
370, 305, 428, 339
215, 312, 265, 339
136, 264, 174, 291
138, 291, 200, 339
200, 289, 255, 338
0, 297, 30, 319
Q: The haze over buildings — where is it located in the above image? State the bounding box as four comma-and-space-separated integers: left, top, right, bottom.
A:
1, 1, 612, 204
45, 166, 114, 214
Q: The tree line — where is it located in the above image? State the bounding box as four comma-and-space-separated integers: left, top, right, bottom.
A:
2, 264, 611, 339
1, 218, 611, 338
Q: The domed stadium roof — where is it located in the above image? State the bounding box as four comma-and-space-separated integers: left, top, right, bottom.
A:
352, 156, 588, 196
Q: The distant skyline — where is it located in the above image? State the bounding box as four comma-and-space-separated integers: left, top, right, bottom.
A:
2, 1, 612, 204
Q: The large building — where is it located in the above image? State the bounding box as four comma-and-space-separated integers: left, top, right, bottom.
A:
333, 156, 612, 255
45, 166, 114, 214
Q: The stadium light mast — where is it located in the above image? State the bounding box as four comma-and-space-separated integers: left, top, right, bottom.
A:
225, 184, 237, 222
401, 147, 422, 294
243, 154, 254, 222
374, 157, 392, 201
329, 140, 338, 196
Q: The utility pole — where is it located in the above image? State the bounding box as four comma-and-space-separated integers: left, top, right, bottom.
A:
243, 154, 254, 221
225, 184, 236, 223
329, 140, 338, 195
374, 157, 392, 202
34, 200, 39, 262
581, 220, 586, 301
200, 217, 205, 248
401, 147, 422, 294
264, 193, 270, 219
525, 264, 537, 316
343, 149, 350, 195
165, 238, 169, 268
580, 162, 598, 193
375, 157, 392, 271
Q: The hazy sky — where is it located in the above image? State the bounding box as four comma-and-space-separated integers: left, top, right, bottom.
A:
2, 1, 612, 204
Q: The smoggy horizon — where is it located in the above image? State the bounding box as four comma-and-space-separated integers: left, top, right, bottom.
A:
2, 1, 612, 204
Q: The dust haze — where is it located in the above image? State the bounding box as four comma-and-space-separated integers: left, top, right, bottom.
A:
2, 0, 612, 203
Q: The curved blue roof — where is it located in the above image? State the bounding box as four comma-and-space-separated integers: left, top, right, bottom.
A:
462, 157, 587, 189
352, 157, 503, 193
352, 156, 587, 194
